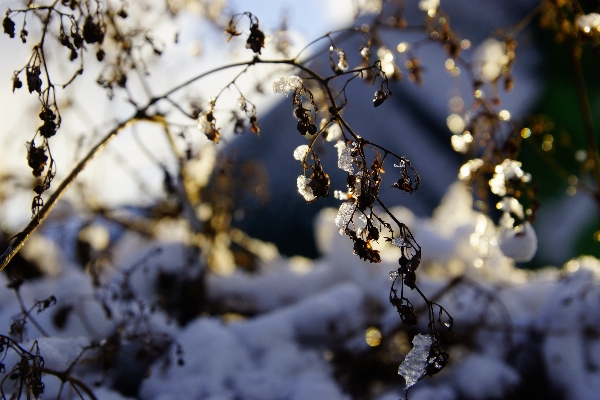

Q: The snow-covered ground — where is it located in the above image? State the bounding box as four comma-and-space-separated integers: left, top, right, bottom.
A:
2, 181, 598, 399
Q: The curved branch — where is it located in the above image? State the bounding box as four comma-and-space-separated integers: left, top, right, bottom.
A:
0, 117, 137, 271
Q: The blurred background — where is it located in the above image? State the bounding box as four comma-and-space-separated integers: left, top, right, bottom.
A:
0, 1, 599, 399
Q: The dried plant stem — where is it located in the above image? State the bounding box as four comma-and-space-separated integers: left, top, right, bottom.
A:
0, 56, 331, 272
157, 116, 204, 233
571, 46, 600, 206
0, 117, 136, 271
42, 368, 99, 400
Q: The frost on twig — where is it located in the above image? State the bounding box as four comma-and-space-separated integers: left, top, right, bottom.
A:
272, 75, 302, 96
398, 334, 433, 389
293, 145, 309, 161
335, 201, 357, 234
297, 175, 317, 202
335, 141, 354, 173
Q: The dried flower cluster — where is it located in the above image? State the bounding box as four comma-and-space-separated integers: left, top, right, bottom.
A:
3, 1, 599, 398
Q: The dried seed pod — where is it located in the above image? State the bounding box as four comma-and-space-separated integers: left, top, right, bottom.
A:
26, 142, 48, 177
246, 23, 266, 54
2, 15, 15, 38
26, 66, 42, 94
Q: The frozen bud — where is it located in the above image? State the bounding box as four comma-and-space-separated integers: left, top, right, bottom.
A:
472, 38, 508, 81
238, 96, 247, 111
297, 175, 317, 202
576, 13, 600, 34
499, 220, 537, 262
335, 141, 354, 173
360, 46, 371, 60
373, 90, 388, 107
336, 48, 349, 72
273, 75, 302, 96
399, 334, 433, 388
293, 145, 309, 161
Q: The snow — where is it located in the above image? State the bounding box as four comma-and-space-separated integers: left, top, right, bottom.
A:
297, 175, 317, 202
293, 145, 309, 161
454, 354, 520, 399
1, 179, 599, 399
335, 140, 355, 174
498, 221, 537, 262
272, 76, 303, 96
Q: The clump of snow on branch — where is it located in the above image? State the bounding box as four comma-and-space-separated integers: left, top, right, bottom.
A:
323, 122, 342, 142
293, 144, 309, 161
297, 175, 316, 202
472, 38, 508, 81
335, 201, 356, 233
335, 140, 354, 173
398, 334, 433, 389
272, 75, 302, 96
391, 237, 406, 248
197, 110, 213, 134
499, 220, 537, 262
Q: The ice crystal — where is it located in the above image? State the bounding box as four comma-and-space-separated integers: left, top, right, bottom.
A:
576, 13, 600, 34
389, 270, 399, 281
293, 145, 309, 161
297, 175, 316, 202
399, 334, 433, 389
335, 201, 356, 233
272, 76, 302, 96
335, 141, 354, 173
472, 39, 508, 81
391, 237, 406, 248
